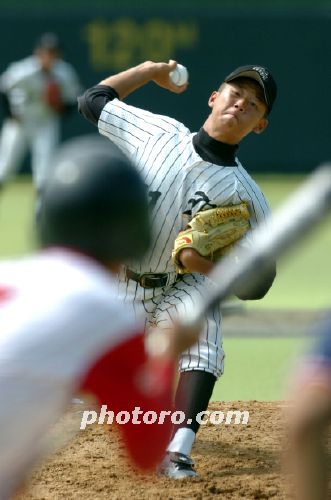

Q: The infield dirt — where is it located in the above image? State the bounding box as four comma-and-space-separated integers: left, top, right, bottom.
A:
20, 401, 292, 499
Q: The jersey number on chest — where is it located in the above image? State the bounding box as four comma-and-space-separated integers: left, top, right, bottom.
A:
183, 191, 217, 216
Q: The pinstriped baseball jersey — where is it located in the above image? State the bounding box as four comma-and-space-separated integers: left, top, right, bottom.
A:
95, 96, 273, 377
98, 98, 272, 304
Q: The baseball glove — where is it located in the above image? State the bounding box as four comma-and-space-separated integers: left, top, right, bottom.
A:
44, 79, 63, 113
172, 203, 250, 274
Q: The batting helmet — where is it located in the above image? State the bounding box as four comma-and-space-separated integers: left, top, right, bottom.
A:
37, 135, 150, 261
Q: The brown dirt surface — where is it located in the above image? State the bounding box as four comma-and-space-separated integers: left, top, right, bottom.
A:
19, 401, 291, 499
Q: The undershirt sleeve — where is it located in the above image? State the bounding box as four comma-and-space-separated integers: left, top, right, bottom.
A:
77, 84, 119, 125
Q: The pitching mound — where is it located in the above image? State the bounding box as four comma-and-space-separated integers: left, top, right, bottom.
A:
20, 401, 289, 499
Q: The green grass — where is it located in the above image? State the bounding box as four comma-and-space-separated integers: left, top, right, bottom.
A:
1, 175, 329, 401
0, 177, 36, 258
212, 174, 330, 400
251, 175, 331, 310
212, 337, 310, 401
2, 174, 330, 309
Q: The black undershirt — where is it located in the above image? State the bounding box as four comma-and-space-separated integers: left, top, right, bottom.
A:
78, 85, 119, 125
192, 127, 238, 166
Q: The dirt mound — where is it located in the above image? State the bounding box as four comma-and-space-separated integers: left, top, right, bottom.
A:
20, 401, 289, 499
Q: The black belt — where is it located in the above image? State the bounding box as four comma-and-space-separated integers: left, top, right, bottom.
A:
125, 268, 171, 288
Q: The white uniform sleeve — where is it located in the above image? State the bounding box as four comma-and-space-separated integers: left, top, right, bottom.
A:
0, 56, 40, 92
52, 60, 83, 104
98, 98, 189, 157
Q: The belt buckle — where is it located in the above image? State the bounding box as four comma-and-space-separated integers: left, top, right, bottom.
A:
139, 273, 158, 289
139, 273, 169, 289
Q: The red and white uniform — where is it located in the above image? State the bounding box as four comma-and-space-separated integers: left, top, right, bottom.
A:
0, 249, 173, 498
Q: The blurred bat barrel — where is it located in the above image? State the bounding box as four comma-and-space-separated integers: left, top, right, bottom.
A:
178, 163, 331, 329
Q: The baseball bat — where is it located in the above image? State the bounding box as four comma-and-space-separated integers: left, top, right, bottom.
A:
178, 163, 331, 328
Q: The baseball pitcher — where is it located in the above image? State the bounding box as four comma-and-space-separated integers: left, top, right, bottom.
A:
78, 60, 278, 478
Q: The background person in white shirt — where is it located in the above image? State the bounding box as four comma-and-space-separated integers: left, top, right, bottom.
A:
0, 32, 82, 192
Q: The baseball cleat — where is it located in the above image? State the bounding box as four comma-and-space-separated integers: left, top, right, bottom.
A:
157, 451, 199, 479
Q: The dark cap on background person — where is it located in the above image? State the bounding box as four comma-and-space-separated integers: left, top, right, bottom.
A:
224, 65, 277, 113
35, 32, 61, 53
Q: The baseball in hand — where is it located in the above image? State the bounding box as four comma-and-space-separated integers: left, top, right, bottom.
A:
169, 64, 189, 86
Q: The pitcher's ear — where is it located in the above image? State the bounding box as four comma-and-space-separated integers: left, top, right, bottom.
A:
208, 91, 220, 108
253, 117, 268, 135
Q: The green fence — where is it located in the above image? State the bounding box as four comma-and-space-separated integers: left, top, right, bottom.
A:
0, 5, 330, 172
2, 1, 331, 8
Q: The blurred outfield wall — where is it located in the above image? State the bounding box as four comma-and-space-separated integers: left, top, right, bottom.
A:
0, 1, 330, 173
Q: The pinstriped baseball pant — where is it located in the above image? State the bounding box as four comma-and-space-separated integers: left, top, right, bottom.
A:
118, 273, 225, 378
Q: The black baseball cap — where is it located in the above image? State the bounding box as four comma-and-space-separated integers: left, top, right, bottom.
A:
224, 65, 277, 113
